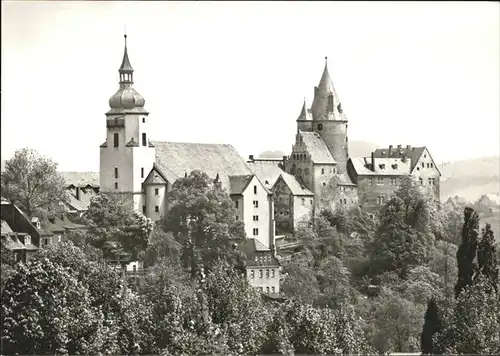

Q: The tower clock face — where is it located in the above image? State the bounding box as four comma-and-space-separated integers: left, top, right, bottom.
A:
317, 123, 323, 131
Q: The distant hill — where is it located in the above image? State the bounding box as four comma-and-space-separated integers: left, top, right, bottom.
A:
259, 150, 286, 159
438, 156, 500, 202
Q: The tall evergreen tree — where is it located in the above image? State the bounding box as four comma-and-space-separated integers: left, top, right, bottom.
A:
454, 207, 480, 298
421, 298, 442, 354
477, 223, 499, 292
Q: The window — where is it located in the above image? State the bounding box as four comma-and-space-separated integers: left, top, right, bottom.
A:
377, 177, 384, 185
235, 201, 239, 209
155, 206, 159, 213
141, 167, 144, 178
115, 182, 118, 189
266, 269, 270, 278
142, 118, 146, 123
253, 200, 259, 208
429, 178, 435, 186
266, 286, 270, 294
322, 182, 326, 187
333, 167, 336, 174
254, 185, 257, 194
113, 133, 119, 147
142, 133, 147, 146
344, 198, 347, 204
271, 286, 275, 293
271, 269, 275, 278
259, 270, 263, 278
310, 199, 313, 205
301, 198, 305, 205
317, 123, 323, 131
25, 236, 31, 245
253, 215, 259, 221
253, 228, 259, 236
250, 270, 255, 278
133, 265, 137, 272
379, 164, 386, 170
419, 177, 423, 185
44, 238, 49, 245
340, 199, 343, 204
377, 196, 385, 205
392, 164, 398, 170
424, 154, 427, 158
235, 216, 239, 220
430, 163, 434, 168
142, 205, 146, 214
114, 167, 119, 179
427, 163, 430, 168
155, 188, 159, 195
321, 168, 325, 174
422, 162, 425, 168
327, 94, 334, 110
368, 177, 373, 185
390, 178, 397, 186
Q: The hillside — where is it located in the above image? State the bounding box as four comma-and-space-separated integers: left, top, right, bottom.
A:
438, 156, 500, 202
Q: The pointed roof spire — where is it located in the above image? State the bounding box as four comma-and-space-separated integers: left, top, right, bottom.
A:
297, 97, 312, 121
119, 34, 134, 74
311, 56, 346, 121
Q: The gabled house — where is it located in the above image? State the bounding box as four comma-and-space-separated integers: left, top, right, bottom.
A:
1, 219, 39, 263
240, 238, 281, 295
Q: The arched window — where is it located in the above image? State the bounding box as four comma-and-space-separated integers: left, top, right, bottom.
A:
113, 133, 119, 147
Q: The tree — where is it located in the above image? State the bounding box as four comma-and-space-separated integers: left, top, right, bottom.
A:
454, 207, 480, 297
1, 148, 69, 218
477, 223, 499, 292
421, 298, 442, 354
1, 258, 98, 355
83, 194, 154, 261
163, 170, 246, 277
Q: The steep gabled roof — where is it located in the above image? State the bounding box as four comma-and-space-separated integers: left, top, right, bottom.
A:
144, 164, 174, 185
349, 157, 375, 176
153, 141, 253, 191
300, 131, 336, 164
248, 160, 285, 188
311, 58, 346, 121
60, 172, 99, 188
337, 172, 356, 186
277, 173, 314, 196
239, 238, 280, 267
229, 175, 254, 195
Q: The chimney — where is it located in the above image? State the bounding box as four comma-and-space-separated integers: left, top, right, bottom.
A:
75, 187, 80, 201
397, 144, 402, 150
371, 152, 375, 171
314, 86, 318, 96
388, 145, 393, 156
406, 145, 412, 155
282, 155, 287, 169
248, 155, 254, 162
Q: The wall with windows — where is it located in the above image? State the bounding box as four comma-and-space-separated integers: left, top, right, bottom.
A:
410, 148, 441, 201
241, 176, 273, 249
292, 195, 314, 230
246, 265, 280, 294
144, 183, 168, 221
356, 175, 402, 212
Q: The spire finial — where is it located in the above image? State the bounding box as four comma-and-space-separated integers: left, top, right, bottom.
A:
325, 56, 328, 67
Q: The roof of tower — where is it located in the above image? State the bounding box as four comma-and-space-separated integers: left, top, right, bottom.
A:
119, 34, 134, 73
311, 57, 346, 121
107, 34, 146, 114
297, 98, 312, 121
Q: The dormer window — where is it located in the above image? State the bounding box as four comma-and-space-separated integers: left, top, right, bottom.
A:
379, 164, 386, 170
317, 123, 323, 131
392, 164, 398, 169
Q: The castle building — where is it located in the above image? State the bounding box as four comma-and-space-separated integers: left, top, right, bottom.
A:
96, 36, 278, 290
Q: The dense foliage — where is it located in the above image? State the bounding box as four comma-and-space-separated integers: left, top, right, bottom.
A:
1, 148, 68, 218
2, 163, 499, 355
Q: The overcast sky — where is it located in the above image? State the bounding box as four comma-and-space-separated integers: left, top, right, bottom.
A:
2, 1, 499, 171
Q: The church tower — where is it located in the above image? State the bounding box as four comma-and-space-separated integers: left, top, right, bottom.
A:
311, 57, 349, 174
99, 34, 155, 212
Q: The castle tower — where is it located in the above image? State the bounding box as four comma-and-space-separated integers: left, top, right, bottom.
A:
99, 34, 155, 212
296, 97, 313, 132
311, 57, 349, 174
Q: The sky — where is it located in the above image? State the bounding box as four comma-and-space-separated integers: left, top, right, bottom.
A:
1, 1, 499, 172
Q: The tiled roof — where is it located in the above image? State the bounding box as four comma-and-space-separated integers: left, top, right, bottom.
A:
372, 146, 432, 173
60, 172, 99, 188
239, 238, 280, 267
297, 99, 313, 121
248, 161, 285, 188
42, 215, 87, 234
350, 157, 411, 176
300, 131, 336, 164
152, 141, 253, 191
67, 196, 91, 211
3, 235, 25, 250
229, 175, 254, 195
278, 173, 314, 196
